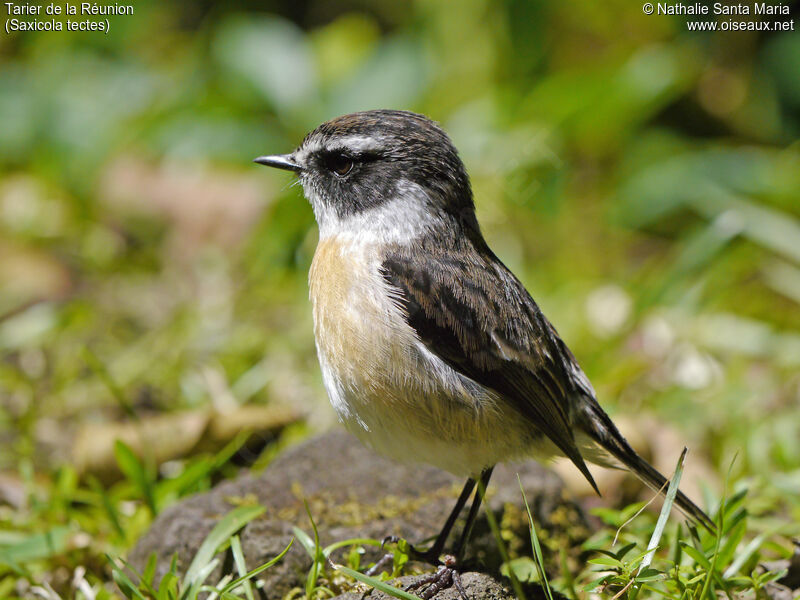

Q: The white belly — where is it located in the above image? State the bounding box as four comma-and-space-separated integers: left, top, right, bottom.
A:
309, 236, 539, 477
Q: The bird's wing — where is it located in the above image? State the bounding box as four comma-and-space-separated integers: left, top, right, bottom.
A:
380, 241, 599, 493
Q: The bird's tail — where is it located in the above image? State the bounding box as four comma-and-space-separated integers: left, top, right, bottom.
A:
578, 399, 716, 533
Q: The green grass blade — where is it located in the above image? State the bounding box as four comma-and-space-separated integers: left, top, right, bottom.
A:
229, 535, 254, 600
722, 529, 771, 579
219, 539, 293, 594
333, 564, 422, 600
184, 557, 219, 600
640, 448, 687, 573
202, 573, 231, 600
114, 440, 157, 516
301, 500, 323, 599
142, 552, 158, 588
629, 448, 687, 600
81, 346, 137, 420
559, 546, 578, 600
156, 571, 179, 600
291, 526, 316, 558
481, 479, 527, 600
518, 475, 554, 600
112, 555, 159, 597
88, 474, 126, 539
181, 505, 265, 592
107, 554, 148, 600
323, 538, 382, 557
156, 433, 252, 504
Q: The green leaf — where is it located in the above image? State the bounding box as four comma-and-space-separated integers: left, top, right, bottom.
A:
584, 574, 614, 592
501, 556, 541, 583
0, 526, 71, 566
615, 543, 639, 561
679, 542, 712, 570
588, 555, 624, 569
635, 568, 663, 582
756, 568, 788, 585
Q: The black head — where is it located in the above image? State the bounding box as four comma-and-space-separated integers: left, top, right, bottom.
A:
255, 110, 478, 235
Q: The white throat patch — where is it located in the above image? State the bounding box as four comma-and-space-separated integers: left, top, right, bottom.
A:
312, 180, 438, 245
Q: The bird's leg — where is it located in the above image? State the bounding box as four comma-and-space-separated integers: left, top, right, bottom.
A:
452, 467, 493, 562
410, 476, 477, 563
402, 468, 494, 600
366, 477, 476, 575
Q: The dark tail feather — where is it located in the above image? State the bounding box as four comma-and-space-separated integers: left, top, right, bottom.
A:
580, 401, 716, 533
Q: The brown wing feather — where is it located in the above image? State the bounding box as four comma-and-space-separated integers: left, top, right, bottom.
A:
381, 237, 600, 494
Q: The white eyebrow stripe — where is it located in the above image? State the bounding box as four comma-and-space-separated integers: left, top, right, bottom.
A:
303, 134, 387, 156
332, 135, 387, 153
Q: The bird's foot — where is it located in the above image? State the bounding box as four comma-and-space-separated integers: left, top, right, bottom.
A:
365, 541, 469, 600
405, 555, 468, 600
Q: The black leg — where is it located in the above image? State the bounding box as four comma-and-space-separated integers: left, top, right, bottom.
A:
367, 466, 494, 600
421, 477, 476, 561
366, 476, 476, 575
452, 467, 493, 561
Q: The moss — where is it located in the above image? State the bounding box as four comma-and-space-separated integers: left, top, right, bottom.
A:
275, 483, 462, 529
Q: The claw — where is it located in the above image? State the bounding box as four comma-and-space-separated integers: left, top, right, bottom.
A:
381, 535, 401, 550
367, 535, 442, 577
378, 535, 443, 566
365, 552, 394, 577
404, 555, 469, 600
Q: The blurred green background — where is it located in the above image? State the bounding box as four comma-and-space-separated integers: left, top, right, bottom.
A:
0, 0, 799, 596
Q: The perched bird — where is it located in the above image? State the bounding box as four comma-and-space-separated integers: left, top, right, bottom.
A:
255, 110, 713, 591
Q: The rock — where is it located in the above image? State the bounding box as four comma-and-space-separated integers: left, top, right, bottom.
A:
759, 539, 800, 599
129, 431, 588, 599
332, 572, 513, 600
331, 572, 570, 600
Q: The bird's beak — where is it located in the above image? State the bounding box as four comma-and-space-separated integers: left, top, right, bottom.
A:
253, 154, 302, 172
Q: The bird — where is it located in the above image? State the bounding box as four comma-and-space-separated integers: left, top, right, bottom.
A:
254, 109, 714, 595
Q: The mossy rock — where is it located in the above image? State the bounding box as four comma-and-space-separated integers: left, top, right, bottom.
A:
129, 431, 588, 599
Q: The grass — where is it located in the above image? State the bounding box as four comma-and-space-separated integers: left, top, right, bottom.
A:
107, 511, 293, 600
0, 428, 796, 600
578, 485, 794, 600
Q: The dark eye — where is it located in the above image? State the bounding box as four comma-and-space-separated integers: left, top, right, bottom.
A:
325, 153, 353, 177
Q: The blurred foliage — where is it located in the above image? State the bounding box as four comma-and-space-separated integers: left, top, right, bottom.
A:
0, 0, 799, 598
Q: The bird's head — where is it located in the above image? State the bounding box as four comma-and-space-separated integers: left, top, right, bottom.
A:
255, 110, 478, 240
